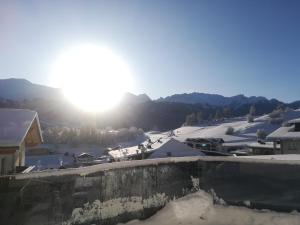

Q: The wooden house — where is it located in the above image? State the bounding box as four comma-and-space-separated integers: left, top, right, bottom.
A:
0, 109, 43, 175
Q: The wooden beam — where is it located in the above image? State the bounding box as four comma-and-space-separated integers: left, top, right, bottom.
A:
0, 147, 17, 154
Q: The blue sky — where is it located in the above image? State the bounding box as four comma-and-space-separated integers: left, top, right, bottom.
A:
0, 0, 299, 102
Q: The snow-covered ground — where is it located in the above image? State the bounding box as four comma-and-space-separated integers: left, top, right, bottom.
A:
150, 109, 300, 147
122, 190, 300, 225
28, 108, 300, 167
109, 109, 300, 160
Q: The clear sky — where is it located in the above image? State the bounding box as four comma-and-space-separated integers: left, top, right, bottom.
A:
0, 0, 299, 102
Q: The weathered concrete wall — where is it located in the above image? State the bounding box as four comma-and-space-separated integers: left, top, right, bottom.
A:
200, 159, 300, 212
0, 158, 200, 225
1, 157, 300, 225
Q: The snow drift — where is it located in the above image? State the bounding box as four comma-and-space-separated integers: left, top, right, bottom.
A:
122, 190, 300, 225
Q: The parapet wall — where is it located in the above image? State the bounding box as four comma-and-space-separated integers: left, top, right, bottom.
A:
1, 157, 300, 225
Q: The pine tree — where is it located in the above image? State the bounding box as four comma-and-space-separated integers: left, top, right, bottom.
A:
214, 110, 223, 120
196, 111, 204, 123
249, 105, 256, 116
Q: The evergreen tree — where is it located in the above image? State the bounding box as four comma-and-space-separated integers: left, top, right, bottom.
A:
196, 111, 204, 123
214, 110, 223, 120
249, 105, 256, 116
223, 107, 232, 118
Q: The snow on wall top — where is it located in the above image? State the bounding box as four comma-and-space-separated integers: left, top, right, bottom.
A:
0, 108, 40, 147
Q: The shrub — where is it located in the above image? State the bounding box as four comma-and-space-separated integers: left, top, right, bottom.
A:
256, 129, 267, 140
225, 126, 234, 135
247, 114, 254, 123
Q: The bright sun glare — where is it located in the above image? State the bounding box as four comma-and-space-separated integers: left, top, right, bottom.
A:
52, 44, 134, 112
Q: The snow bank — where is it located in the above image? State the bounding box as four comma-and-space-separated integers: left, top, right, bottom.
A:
122, 190, 300, 225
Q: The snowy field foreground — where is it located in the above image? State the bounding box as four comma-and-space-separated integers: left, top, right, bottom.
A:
122, 190, 300, 225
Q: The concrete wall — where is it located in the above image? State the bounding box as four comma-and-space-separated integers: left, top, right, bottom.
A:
1, 157, 300, 225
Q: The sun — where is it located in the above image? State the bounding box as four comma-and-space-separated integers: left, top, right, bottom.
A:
51, 44, 134, 112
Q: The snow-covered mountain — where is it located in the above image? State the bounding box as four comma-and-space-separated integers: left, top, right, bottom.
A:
157, 92, 279, 106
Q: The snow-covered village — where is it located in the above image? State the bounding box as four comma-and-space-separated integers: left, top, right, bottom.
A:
1, 1, 300, 225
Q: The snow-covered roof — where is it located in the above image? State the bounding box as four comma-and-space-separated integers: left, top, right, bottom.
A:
77, 153, 94, 158
0, 108, 43, 147
108, 137, 205, 160
287, 118, 300, 124
246, 142, 279, 149
267, 124, 300, 141
185, 138, 224, 143
148, 138, 205, 159
108, 138, 165, 159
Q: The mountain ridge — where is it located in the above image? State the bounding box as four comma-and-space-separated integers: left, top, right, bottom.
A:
156, 92, 281, 106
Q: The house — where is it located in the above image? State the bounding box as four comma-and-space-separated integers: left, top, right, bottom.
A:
147, 138, 205, 159
246, 142, 281, 155
108, 144, 156, 161
108, 137, 166, 161
267, 118, 300, 154
0, 109, 43, 175
184, 138, 224, 151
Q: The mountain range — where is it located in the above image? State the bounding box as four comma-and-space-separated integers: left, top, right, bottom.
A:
0, 78, 297, 131
0, 78, 285, 106
157, 92, 280, 106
